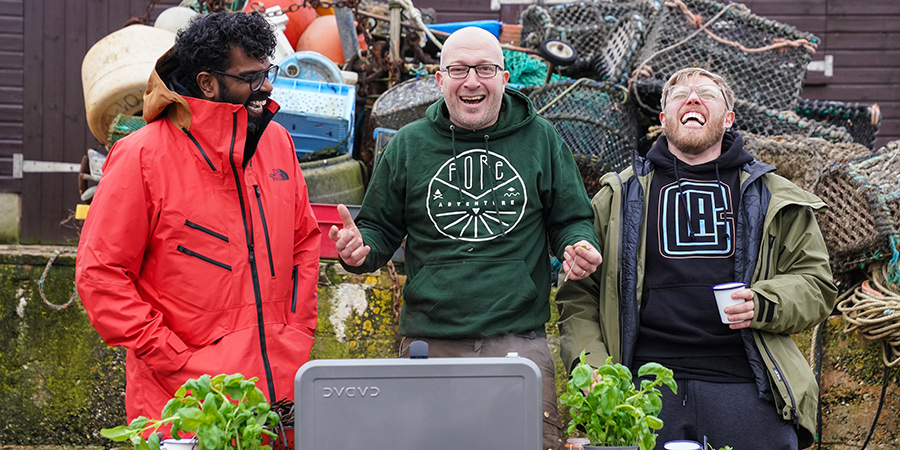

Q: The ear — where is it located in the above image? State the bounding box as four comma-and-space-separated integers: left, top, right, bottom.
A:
196, 71, 219, 101
659, 111, 666, 127
723, 110, 735, 129
435, 69, 444, 89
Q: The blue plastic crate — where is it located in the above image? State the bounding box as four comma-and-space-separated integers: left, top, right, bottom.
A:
427, 20, 502, 38
270, 78, 356, 158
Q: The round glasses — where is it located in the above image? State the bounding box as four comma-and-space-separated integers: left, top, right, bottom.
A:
665, 84, 723, 103
442, 64, 503, 79
212, 64, 279, 92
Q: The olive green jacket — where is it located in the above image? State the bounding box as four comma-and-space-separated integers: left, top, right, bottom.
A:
557, 148, 837, 448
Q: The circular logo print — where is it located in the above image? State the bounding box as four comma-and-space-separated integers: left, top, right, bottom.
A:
427, 149, 526, 241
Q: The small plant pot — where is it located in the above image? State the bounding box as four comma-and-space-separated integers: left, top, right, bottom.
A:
584, 446, 639, 450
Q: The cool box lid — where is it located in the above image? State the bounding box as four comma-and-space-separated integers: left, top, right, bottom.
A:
294, 356, 542, 449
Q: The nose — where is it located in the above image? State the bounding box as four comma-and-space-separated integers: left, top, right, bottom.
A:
461, 68, 482, 87
259, 76, 274, 94
685, 89, 702, 104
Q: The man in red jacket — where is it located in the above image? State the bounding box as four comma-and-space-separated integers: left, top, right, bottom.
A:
76, 12, 321, 422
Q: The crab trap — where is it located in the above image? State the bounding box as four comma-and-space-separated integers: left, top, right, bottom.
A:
631, 0, 818, 113
528, 79, 638, 197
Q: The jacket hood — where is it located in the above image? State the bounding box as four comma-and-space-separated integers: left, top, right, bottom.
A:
144, 48, 194, 131
425, 87, 536, 140
647, 129, 754, 174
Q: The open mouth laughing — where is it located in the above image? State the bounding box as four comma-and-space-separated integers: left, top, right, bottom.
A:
680, 111, 706, 128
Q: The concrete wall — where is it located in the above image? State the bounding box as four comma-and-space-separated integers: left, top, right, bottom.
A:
0, 247, 898, 448
0, 194, 18, 244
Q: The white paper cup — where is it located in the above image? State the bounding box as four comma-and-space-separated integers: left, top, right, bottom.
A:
161, 438, 198, 450
664, 441, 703, 450
712, 281, 747, 324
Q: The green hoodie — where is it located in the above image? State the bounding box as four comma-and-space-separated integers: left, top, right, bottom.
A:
345, 88, 598, 338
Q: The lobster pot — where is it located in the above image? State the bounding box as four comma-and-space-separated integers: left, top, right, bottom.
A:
797, 99, 883, 150
633, 0, 817, 112
732, 98, 855, 145
528, 79, 638, 197
371, 75, 441, 130
742, 133, 871, 192
814, 141, 900, 274
518, 0, 658, 82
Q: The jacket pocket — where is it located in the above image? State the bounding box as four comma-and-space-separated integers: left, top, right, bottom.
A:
291, 264, 299, 313
177, 245, 232, 271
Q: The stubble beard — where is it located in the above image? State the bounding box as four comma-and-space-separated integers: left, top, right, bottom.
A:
664, 114, 726, 155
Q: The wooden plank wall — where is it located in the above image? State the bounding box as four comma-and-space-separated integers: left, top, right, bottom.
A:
417, 0, 899, 149
0, 0, 23, 193
13, 0, 179, 244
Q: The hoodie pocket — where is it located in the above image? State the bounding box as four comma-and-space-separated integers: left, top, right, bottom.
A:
402, 259, 538, 336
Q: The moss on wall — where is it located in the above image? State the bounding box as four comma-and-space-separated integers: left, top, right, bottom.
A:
2, 250, 899, 448
0, 258, 126, 446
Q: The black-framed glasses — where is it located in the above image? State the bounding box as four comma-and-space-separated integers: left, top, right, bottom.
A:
212, 64, 278, 92
442, 64, 503, 79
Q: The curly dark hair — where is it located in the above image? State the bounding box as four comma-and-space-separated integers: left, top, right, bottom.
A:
174, 11, 277, 97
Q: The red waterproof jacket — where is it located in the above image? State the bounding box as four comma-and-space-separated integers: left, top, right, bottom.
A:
76, 51, 321, 421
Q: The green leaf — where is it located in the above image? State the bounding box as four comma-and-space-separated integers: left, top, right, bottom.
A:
99, 426, 135, 441
147, 429, 161, 450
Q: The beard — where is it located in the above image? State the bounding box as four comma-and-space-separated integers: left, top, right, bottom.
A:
663, 113, 726, 155
217, 82, 270, 135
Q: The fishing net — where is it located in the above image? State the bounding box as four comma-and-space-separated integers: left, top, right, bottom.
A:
631, 0, 818, 113
518, 0, 658, 83
371, 75, 441, 130
528, 79, 638, 197
814, 140, 900, 275
107, 113, 147, 147
742, 133, 872, 192
797, 99, 883, 150
732, 99, 855, 145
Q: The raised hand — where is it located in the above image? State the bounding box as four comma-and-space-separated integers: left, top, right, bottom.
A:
327, 204, 370, 267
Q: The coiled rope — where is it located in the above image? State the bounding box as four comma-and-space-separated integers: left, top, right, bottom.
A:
836, 262, 900, 367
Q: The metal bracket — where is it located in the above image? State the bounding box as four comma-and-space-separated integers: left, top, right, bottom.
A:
807, 54, 833, 77
12, 153, 81, 179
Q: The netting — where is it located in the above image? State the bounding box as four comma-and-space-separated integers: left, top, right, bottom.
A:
814, 140, 900, 275
797, 99, 883, 150
518, 0, 658, 82
504, 49, 567, 88
631, 0, 818, 112
108, 113, 147, 147
370, 75, 441, 130
732, 99, 855, 145
528, 79, 638, 197
742, 133, 872, 192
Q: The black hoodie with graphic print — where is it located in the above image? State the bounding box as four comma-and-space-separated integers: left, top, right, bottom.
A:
633, 130, 756, 381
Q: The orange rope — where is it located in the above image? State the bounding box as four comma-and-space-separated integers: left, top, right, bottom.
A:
664, 0, 818, 53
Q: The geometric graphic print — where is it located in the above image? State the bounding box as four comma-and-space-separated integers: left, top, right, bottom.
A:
427, 148, 526, 241
658, 179, 734, 258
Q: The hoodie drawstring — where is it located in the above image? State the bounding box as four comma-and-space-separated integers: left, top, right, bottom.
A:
483, 134, 507, 237
673, 155, 696, 241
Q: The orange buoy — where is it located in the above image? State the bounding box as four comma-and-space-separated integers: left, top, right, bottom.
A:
295, 15, 367, 65
244, 0, 315, 49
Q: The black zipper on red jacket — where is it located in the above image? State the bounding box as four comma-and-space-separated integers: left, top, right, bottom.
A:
254, 185, 275, 277
184, 128, 217, 171
177, 245, 232, 271
227, 112, 276, 402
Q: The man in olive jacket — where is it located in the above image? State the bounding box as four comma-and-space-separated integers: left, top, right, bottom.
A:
557, 68, 836, 449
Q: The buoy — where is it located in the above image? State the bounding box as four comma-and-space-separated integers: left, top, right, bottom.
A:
244, 0, 316, 49
82, 25, 176, 146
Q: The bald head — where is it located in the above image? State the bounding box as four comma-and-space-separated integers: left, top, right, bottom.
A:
440, 27, 504, 68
